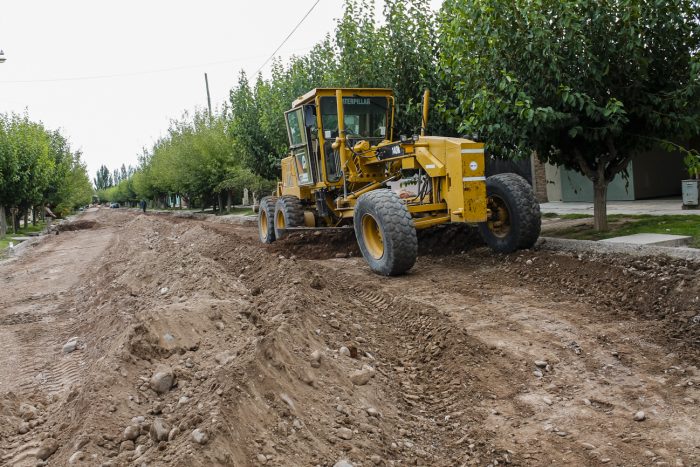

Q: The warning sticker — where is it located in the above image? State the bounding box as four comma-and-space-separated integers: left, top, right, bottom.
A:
469, 161, 478, 171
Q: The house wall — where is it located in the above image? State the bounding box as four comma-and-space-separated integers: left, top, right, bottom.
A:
560, 162, 635, 202
544, 163, 562, 202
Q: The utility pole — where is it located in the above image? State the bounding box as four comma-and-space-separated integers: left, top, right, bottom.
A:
204, 73, 212, 121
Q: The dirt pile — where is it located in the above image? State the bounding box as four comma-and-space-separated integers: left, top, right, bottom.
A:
57, 219, 99, 232
1, 209, 698, 467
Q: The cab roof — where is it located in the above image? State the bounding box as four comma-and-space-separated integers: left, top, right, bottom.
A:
292, 88, 394, 108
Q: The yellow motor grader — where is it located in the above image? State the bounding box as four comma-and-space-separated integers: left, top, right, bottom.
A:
258, 88, 540, 275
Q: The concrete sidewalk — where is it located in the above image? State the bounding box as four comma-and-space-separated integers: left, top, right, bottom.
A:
540, 198, 699, 216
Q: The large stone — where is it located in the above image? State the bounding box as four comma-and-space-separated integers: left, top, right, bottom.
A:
36, 438, 59, 460
349, 369, 372, 386
123, 425, 140, 441
150, 418, 170, 442
63, 338, 80, 354
149, 366, 175, 394
191, 428, 209, 445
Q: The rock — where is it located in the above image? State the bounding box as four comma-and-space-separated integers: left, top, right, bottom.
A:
215, 321, 225, 331
333, 460, 353, 467
159, 287, 169, 295
310, 350, 322, 368
257, 453, 268, 464
337, 427, 353, 440
335, 252, 348, 259
534, 360, 548, 368
634, 410, 646, 421
73, 435, 90, 451
18, 422, 30, 434
350, 369, 372, 386
581, 442, 596, 450
120, 440, 135, 452
131, 416, 145, 425
339, 346, 351, 357
132, 444, 146, 460
533, 370, 543, 378
191, 428, 209, 445
370, 455, 382, 465
366, 407, 380, 417
123, 425, 140, 441
150, 418, 170, 442
19, 403, 38, 421
36, 438, 59, 460
168, 427, 179, 441
214, 351, 235, 365
68, 451, 84, 464
149, 366, 175, 394
542, 397, 553, 405
178, 396, 190, 406
63, 338, 80, 354
362, 364, 376, 377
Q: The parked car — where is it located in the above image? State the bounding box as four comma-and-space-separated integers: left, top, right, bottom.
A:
110, 203, 120, 208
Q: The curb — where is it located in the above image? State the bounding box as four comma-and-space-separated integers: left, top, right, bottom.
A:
537, 236, 700, 262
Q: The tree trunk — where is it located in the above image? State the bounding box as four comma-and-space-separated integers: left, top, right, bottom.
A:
593, 180, 608, 231
0, 206, 6, 237
23, 210, 28, 229
32, 207, 37, 226
226, 190, 232, 211
218, 192, 224, 214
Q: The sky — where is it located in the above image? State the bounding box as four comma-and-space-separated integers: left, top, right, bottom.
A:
0, 0, 443, 181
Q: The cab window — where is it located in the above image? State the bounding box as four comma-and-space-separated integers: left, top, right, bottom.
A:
285, 108, 306, 147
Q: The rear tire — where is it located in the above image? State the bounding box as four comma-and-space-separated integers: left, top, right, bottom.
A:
274, 196, 305, 240
258, 196, 278, 244
478, 173, 541, 253
354, 189, 417, 276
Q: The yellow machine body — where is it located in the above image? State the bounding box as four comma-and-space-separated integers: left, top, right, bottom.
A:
277, 88, 488, 229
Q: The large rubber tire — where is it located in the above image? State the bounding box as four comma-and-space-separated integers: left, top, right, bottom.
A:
478, 173, 541, 253
353, 189, 417, 276
258, 196, 278, 244
274, 196, 305, 240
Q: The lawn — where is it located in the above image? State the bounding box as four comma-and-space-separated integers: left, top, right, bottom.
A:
224, 207, 255, 216
0, 222, 46, 251
543, 214, 700, 248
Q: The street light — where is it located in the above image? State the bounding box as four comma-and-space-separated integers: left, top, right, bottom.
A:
0, 50, 6, 63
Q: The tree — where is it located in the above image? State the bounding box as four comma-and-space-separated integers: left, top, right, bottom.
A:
440, 0, 700, 230
94, 165, 112, 190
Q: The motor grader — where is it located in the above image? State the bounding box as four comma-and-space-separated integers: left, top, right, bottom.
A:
258, 88, 540, 275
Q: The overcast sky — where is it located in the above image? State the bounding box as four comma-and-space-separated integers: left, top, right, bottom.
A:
0, 0, 443, 181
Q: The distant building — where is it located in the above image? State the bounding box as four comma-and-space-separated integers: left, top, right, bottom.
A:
541, 139, 697, 202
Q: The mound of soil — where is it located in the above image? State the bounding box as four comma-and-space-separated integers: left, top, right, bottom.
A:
269, 223, 484, 260
1, 209, 698, 467
57, 220, 99, 232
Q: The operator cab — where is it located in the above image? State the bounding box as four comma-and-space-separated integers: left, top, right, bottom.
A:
284, 88, 395, 186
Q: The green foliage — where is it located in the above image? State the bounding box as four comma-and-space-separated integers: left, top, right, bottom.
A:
0, 112, 91, 227
439, 0, 700, 228
440, 0, 700, 166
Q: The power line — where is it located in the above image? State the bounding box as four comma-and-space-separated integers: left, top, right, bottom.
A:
0, 49, 312, 84
253, 0, 321, 77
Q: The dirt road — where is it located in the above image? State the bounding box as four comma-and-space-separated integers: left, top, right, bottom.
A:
0, 208, 698, 466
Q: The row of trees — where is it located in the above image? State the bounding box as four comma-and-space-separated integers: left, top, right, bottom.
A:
105, 0, 699, 230
0, 112, 93, 236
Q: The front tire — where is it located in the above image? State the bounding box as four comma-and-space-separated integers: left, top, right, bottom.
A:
274, 196, 304, 240
258, 196, 278, 244
478, 173, 541, 253
354, 190, 417, 276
